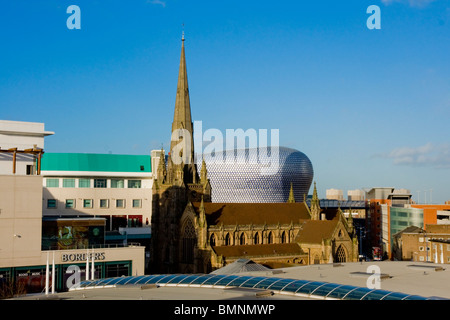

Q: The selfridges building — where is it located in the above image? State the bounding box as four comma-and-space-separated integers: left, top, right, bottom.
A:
196, 146, 313, 203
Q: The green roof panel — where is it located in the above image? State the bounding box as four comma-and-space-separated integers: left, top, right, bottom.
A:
41, 153, 152, 173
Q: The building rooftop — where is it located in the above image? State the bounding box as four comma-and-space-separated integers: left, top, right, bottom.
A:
41, 153, 152, 173
192, 202, 311, 225
0, 120, 54, 137
11, 261, 449, 301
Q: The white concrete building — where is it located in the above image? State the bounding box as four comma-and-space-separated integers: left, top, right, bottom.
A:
0, 120, 54, 175
0, 120, 146, 296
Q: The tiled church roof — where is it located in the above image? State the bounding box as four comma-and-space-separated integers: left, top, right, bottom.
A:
191, 202, 311, 225
212, 243, 305, 259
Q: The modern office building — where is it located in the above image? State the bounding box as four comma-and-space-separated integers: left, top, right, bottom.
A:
410, 204, 450, 226
326, 189, 343, 201
365, 187, 414, 259
197, 147, 314, 203
41, 153, 153, 231
0, 121, 146, 297
347, 189, 365, 201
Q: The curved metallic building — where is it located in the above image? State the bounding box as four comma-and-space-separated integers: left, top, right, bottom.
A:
196, 146, 313, 203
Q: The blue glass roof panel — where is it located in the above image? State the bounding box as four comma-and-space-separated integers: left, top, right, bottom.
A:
202, 275, 228, 286
94, 278, 119, 286
343, 287, 374, 300
190, 275, 214, 285
280, 280, 311, 293
295, 281, 327, 295
403, 295, 428, 300
166, 275, 190, 284
125, 275, 148, 285
240, 277, 268, 288
178, 275, 201, 284
137, 275, 159, 284
252, 277, 286, 290
114, 276, 134, 285
266, 278, 297, 290
381, 292, 410, 300
214, 275, 240, 286
326, 285, 359, 300
309, 283, 343, 297
227, 276, 254, 287
361, 290, 393, 300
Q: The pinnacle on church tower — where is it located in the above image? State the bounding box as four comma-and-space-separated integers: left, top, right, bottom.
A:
310, 181, 321, 220
287, 182, 295, 203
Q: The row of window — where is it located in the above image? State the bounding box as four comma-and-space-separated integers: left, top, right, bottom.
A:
209, 230, 289, 246
45, 178, 142, 189
417, 256, 450, 262
46, 198, 142, 209
418, 244, 450, 251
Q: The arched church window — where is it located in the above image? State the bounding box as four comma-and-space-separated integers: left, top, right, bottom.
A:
240, 232, 246, 245
225, 233, 231, 246
182, 219, 196, 263
281, 231, 287, 244
313, 255, 320, 264
336, 245, 346, 263
268, 231, 273, 244
254, 232, 260, 245
210, 233, 216, 247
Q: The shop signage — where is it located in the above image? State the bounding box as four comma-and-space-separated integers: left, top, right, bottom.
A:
61, 252, 106, 262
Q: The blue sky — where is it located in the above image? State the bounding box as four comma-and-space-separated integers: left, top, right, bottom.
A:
1, 0, 449, 203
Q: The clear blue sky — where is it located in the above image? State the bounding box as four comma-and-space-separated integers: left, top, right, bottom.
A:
1, 0, 449, 203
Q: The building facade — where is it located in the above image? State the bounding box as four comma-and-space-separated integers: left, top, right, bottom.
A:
179, 184, 359, 273
198, 146, 313, 203
0, 120, 53, 175
0, 121, 146, 296
41, 153, 153, 231
392, 224, 450, 264
149, 37, 359, 274
365, 187, 414, 259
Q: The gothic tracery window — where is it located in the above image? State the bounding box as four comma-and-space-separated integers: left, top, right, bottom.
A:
336, 245, 346, 263
182, 219, 196, 263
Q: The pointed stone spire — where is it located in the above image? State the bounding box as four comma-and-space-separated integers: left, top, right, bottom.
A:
198, 195, 206, 227
287, 182, 295, 203
157, 147, 166, 183
347, 207, 354, 230
310, 181, 321, 220
170, 34, 194, 164
200, 157, 208, 184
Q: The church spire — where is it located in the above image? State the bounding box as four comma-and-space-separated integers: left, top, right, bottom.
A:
287, 182, 295, 203
310, 181, 321, 220
170, 34, 194, 164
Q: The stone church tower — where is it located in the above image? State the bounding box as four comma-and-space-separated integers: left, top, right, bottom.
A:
150, 35, 212, 274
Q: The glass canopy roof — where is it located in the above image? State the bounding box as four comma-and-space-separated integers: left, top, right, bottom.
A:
72, 273, 439, 300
